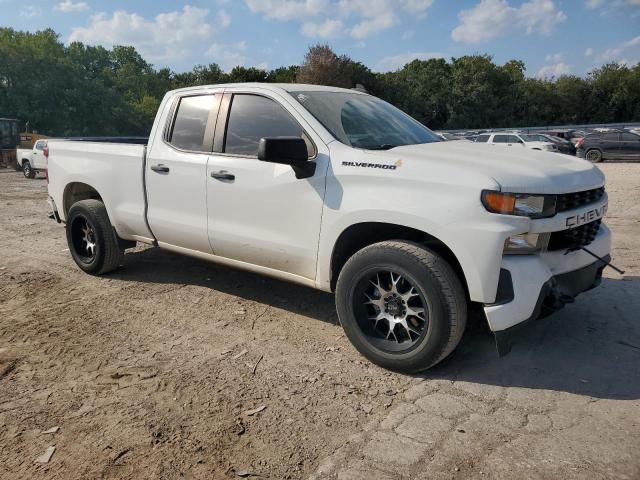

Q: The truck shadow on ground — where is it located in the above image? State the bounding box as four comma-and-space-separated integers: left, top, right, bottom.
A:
430, 275, 640, 400
112, 248, 640, 400
111, 246, 339, 324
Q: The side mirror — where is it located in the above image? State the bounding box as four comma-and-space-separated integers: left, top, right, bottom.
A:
258, 137, 315, 179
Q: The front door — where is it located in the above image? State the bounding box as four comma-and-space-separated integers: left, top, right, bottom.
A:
206, 91, 327, 280
620, 132, 640, 159
145, 93, 221, 253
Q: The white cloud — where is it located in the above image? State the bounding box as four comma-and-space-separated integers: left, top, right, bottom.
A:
377, 51, 444, 71
20, 5, 41, 18
596, 35, 640, 63
243, 0, 433, 39
545, 52, 564, 62
54, 0, 89, 13
206, 41, 247, 70
218, 10, 231, 28
451, 0, 566, 43
586, 0, 640, 9
537, 62, 571, 78
302, 19, 344, 38
585, 47, 594, 56
69, 6, 228, 63
244, 0, 329, 21
350, 14, 396, 39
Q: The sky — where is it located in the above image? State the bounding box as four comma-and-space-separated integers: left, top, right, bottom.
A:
2, 0, 639, 77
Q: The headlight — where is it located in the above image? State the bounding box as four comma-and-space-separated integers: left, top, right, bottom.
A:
504, 233, 549, 254
481, 191, 557, 218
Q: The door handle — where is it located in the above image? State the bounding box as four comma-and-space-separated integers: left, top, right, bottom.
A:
151, 164, 170, 173
210, 170, 235, 181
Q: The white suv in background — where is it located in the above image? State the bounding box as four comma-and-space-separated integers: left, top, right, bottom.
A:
476, 132, 558, 152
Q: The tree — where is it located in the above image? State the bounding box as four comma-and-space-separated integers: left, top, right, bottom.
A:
1, 27, 638, 138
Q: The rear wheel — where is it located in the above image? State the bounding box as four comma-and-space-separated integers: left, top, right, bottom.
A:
22, 161, 35, 179
585, 149, 603, 163
66, 199, 124, 275
335, 241, 467, 373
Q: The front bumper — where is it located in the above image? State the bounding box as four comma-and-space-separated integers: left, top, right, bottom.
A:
483, 223, 611, 354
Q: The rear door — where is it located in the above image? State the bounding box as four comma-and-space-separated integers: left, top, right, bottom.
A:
145, 91, 221, 253
600, 132, 621, 158
205, 90, 327, 280
620, 132, 640, 159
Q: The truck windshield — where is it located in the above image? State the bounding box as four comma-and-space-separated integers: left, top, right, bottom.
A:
290, 91, 440, 150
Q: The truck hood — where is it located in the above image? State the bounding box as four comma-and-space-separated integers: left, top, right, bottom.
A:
368, 141, 604, 194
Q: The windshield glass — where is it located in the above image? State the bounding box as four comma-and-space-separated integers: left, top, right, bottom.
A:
290, 90, 440, 150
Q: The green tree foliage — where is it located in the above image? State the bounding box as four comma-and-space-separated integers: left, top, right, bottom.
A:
0, 28, 638, 137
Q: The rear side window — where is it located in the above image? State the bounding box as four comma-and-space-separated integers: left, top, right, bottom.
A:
621, 133, 639, 141
224, 94, 309, 157
602, 133, 620, 141
169, 94, 217, 151
493, 135, 509, 143
476, 134, 490, 143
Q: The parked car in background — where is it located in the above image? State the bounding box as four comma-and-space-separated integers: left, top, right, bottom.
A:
16, 139, 48, 178
437, 132, 465, 141
577, 131, 640, 162
544, 129, 585, 144
535, 134, 576, 155
475, 132, 558, 152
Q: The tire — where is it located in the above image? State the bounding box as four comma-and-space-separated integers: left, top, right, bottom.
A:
66, 199, 124, 275
22, 161, 35, 179
585, 149, 603, 163
335, 240, 467, 373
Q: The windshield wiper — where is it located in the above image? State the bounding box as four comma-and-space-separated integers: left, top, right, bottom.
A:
365, 144, 398, 150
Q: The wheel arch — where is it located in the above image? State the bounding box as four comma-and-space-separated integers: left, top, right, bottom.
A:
329, 222, 469, 298
63, 182, 104, 218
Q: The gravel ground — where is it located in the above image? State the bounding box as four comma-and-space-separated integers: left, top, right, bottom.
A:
1, 164, 639, 480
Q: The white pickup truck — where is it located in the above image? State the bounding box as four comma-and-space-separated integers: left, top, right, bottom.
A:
17, 139, 48, 178
46, 83, 611, 372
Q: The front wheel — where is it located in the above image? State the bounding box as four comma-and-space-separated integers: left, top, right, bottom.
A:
66, 199, 124, 275
585, 149, 603, 163
22, 161, 35, 179
335, 241, 467, 373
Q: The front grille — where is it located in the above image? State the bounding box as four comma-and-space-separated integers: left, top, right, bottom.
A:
548, 219, 602, 252
556, 187, 605, 212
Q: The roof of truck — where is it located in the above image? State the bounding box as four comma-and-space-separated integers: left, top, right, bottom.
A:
169, 83, 367, 95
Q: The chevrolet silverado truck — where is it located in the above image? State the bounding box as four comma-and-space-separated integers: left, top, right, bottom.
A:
46, 83, 611, 373
17, 139, 48, 178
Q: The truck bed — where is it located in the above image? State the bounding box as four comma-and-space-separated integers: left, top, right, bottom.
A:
47, 139, 153, 242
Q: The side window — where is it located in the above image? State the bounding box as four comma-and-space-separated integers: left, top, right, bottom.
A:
169, 94, 217, 151
224, 94, 313, 157
509, 135, 522, 143
493, 135, 509, 143
476, 134, 490, 143
602, 133, 620, 142
621, 133, 639, 141
35, 141, 45, 150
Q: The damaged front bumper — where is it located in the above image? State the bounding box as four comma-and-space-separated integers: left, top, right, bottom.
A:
484, 223, 611, 355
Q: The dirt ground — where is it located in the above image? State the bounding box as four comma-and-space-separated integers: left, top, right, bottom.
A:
0, 164, 639, 480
